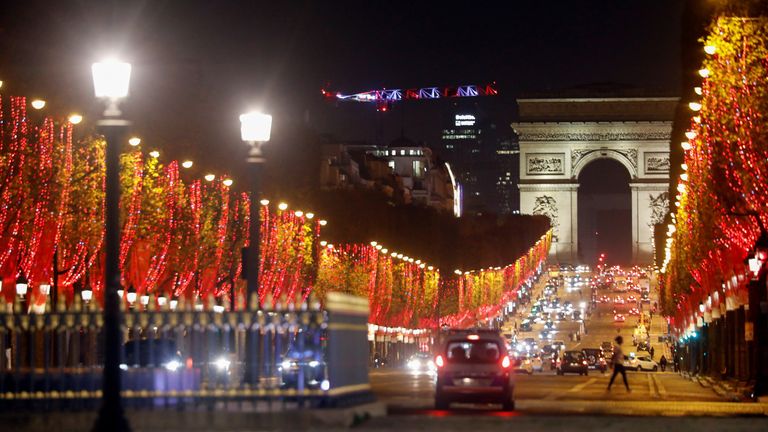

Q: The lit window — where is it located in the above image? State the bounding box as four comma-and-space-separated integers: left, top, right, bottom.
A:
388, 161, 395, 170
400, 150, 405, 156
413, 160, 424, 178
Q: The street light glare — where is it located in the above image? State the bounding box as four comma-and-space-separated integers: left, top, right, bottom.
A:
149, 150, 160, 158
31, 99, 46, 109
278, 202, 288, 211
182, 160, 194, 169
260, 199, 270, 206
128, 137, 141, 146
204, 174, 215, 181
68, 114, 83, 124
239, 112, 272, 142
222, 178, 233, 187
91, 60, 132, 99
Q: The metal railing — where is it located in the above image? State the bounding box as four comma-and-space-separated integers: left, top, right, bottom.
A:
0, 293, 375, 411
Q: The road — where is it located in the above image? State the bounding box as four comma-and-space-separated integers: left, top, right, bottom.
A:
370, 268, 762, 417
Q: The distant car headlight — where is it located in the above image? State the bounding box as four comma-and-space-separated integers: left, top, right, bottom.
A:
281, 360, 293, 371
408, 359, 421, 370
427, 360, 436, 371
309, 360, 320, 368
164, 360, 181, 372
214, 356, 231, 371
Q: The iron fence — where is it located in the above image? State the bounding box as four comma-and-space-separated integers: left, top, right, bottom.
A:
0, 293, 368, 411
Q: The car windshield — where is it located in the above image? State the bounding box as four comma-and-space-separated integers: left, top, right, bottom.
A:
446, 340, 502, 364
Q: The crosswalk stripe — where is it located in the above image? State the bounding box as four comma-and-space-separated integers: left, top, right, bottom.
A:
568, 377, 597, 392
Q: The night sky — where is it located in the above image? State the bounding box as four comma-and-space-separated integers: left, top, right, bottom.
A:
0, 0, 684, 181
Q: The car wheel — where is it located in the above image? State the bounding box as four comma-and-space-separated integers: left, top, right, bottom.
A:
502, 398, 515, 411
653, 366, 658, 372
435, 393, 450, 410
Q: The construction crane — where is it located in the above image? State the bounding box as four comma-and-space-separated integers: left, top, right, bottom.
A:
322, 82, 498, 112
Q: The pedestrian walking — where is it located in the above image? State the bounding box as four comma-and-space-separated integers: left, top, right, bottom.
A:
607, 335, 631, 393
649, 346, 655, 359
659, 355, 668, 372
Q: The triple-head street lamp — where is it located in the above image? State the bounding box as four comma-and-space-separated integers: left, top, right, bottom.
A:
91, 58, 132, 432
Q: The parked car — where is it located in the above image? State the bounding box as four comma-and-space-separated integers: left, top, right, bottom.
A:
557, 350, 589, 376
434, 329, 515, 410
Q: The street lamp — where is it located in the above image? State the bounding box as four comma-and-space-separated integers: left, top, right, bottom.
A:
91, 58, 132, 432
240, 111, 271, 385
239, 111, 272, 303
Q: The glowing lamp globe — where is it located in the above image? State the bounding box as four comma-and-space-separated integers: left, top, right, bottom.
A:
31, 99, 46, 110
239, 112, 272, 142
128, 137, 141, 146
15, 274, 29, 297
91, 60, 132, 99
204, 174, 215, 181
81, 287, 93, 303
68, 114, 83, 124
222, 178, 233, 187
182, 160, 193, 169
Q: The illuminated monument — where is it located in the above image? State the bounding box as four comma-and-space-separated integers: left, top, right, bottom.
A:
514, 97, 675, 264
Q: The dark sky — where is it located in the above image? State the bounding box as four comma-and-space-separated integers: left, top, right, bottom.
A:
0, 0, 684, 180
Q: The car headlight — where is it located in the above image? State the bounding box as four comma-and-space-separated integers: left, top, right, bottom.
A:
408, 359, 421, 370
164, 360, 181, 372
214, 356, 231, 371
309, 360, 320, 368
281, 360, 293, 371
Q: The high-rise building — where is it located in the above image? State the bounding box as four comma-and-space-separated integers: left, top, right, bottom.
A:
434, 102, 516, 215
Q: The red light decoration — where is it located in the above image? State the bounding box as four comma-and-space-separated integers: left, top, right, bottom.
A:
664, 17, 768, 335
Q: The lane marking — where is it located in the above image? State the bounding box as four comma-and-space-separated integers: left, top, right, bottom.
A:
647, 373, 658, 398
568, 377, 597, 392
653, 374, 667, 398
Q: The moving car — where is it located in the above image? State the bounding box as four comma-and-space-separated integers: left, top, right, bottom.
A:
556, 350, 589, 376
434, 329, 515, 410
625, 354, 659, 371
628, 307, 640, 315
519, 320, 532, 332
581, 348, 605, 371
407, 352, 437, 373
614, 313, 625, 323
512, 354, 533, 375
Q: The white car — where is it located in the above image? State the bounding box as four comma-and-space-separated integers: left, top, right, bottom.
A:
624, 355, 659, 371
530, 355, 544, 372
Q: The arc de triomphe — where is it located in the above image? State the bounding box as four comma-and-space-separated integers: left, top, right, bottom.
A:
514, 97, 675, 264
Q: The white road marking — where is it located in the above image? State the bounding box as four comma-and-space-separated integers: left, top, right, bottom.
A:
653, 374, 667, 397
568, 377, 597, 392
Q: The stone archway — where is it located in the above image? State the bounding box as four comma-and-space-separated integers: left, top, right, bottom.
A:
513, 97, 674, 264
577, 158, 632, 265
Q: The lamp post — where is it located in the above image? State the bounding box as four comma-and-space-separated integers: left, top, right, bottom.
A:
239, 111, 271, 385
91, 58, 132, 432
239, 112, 272, 302
747, 230, 768, 398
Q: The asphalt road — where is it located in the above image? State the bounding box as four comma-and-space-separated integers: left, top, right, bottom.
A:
370, 269, 752, 417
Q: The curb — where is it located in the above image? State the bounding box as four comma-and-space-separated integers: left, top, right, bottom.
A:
0, 401, 388, 432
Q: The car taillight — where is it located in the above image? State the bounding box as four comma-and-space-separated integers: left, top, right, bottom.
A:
435, 355, 445, 368
501, 355, 511, 368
